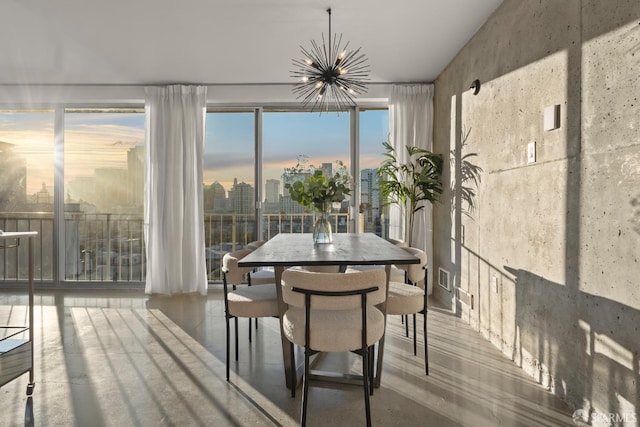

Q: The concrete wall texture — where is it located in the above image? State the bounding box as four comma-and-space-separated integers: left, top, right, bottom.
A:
432, 0, 639, 417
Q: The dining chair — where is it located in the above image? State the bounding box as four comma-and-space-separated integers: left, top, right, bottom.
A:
385, 246, 429, 375
386, 237, 408, 247
222, 248, 279, 381
343, 237, 407, 281
245, 240, 276, 339
281, 268, 387, 427
246, 240, 275, 285
344, 263, 406, 282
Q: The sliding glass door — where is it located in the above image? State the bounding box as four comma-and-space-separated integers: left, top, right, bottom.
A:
0, 110, 55, 281
262, 110, 351, 239
0, 106, 388, 286
204, 110, 256, 280
63, 108, 145, 282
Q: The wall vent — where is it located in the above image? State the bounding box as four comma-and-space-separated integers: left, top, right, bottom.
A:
438, 267, 450, 291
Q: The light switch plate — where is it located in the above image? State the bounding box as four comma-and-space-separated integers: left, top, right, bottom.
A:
544, 104, 560, 131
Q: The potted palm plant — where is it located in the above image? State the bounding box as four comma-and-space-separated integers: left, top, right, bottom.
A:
377, 141, 444, 246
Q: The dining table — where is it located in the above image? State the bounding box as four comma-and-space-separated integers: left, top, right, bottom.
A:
238, 232, 420, 390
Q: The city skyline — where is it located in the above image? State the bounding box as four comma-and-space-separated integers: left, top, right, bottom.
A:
1, 109, 389, 197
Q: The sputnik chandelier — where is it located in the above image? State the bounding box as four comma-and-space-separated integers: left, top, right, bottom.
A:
291, 8, 370, 112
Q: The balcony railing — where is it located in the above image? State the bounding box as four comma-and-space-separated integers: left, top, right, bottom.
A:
0, 211, 350, 286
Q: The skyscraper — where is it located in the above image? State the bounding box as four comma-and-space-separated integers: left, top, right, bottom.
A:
228, 178, 254, 214
127, 145, 145, 208
360, 168, 381, 233
264, 179, 280, 213
0, 141, 27, 211
265, 179, 280, 203
203, 181, 227, 212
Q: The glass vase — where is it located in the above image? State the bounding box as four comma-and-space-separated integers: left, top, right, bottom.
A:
312, 202, 333, 244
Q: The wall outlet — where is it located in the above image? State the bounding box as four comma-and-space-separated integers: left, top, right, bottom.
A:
492, 276, 499, 293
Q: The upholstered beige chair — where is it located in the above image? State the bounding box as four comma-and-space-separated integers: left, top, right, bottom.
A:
222, 249, 278, 381
246, 240, 276, 285
386, 237, 408, 247
385, 246, 429, 375
343, 237, 407, 281
281, 268, 387, 427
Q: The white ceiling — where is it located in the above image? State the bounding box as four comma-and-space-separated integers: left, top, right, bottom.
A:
0, 0, 503, 86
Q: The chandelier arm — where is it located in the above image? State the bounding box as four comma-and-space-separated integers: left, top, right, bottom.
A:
309, 40, 327, 69
291, 6, 369, 113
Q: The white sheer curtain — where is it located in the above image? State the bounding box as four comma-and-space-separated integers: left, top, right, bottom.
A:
388, 83, 434, 294
144, 85, 208, 295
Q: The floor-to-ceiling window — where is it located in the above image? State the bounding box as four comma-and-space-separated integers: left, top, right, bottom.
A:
63, 108, 145, 282
359, 108, 389, 236
203, 110, 256, 280
1, 105, 387, 286
262, 110, 351, 239
0, 110, 55, 281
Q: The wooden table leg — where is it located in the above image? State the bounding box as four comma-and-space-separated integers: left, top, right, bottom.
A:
374, 264, 391, 388
274, 266, 294, 389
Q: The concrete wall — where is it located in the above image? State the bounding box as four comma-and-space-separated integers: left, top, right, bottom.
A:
432, 0, 639, 419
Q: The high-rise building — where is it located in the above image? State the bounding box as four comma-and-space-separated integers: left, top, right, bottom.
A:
265, 179, 280, 203
320, 162, 332, 178
204, 181, 227, 212
0, 141, 27, 211
127, 145, 144, 208
360, 168, 381, 233
95, 167, 128, 211
228, 178, 254, 214
264, 179, 281, 213
282, 169, 311, 213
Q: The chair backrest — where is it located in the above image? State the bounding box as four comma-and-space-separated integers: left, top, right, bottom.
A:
387, 238, 408, 248
282, 269, 386, 310
299, 265, 341, 273
246, 240, 265, 250
222, 249, 253, 285
396, 247, 427, 286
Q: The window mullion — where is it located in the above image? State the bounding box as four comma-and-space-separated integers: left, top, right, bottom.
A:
53, 107, 65, 285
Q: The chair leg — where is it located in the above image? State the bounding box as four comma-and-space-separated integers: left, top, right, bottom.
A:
290, 342, 296, 398
368, 345, 375, 396
362, 345, 372, 427
248, 318, 252, 343
225, 315, 231, 381
301, 347, 310, 427
413, 313, 417, 356
234, 317, 239, 361
424, 311, 429, 375
404, 314, 409, 337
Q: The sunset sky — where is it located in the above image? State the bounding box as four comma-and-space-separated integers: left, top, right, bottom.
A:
0, 109, 388, 197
